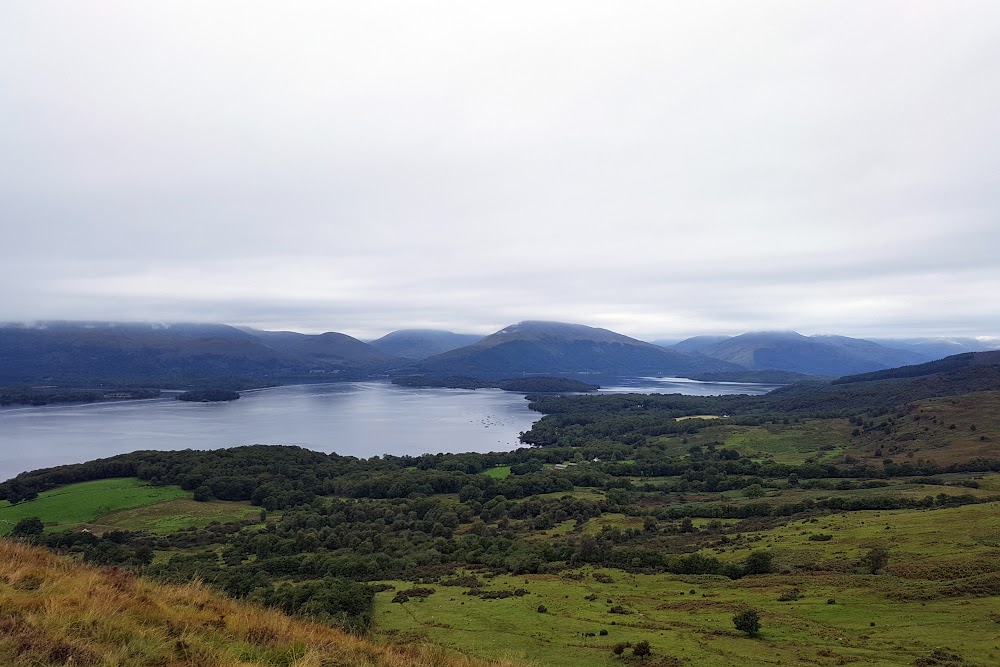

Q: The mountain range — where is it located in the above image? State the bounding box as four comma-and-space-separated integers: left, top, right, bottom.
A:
409, 321, 741, 378
2, 320, 997, 388
667, 331, 927, 376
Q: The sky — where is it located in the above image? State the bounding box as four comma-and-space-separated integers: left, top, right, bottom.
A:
2, 2, 999, 341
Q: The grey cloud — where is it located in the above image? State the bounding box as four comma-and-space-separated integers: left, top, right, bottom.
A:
2, 1, 999, 340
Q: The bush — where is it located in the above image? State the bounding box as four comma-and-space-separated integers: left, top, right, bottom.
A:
537, 605, 547, 613
10, 516, 44, 540
742, 550, 774, 575
632, 640, 651, 658
776, 588, 801, 602
733, 608, 761, 636
860, 546, 890, 574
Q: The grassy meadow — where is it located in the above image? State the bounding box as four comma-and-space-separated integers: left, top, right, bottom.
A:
376, 501, 1000, 667
0, 478, 187, 535
0, 478, 262, 536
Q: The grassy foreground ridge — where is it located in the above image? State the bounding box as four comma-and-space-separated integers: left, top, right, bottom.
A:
0, 539, 525, 667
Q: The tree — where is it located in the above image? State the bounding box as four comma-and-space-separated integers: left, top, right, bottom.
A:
733, 608, 761, 636
860, 546, 890, 574
10, 516, 44, 540
632, 640, 652, 658
742, 550, 774, 576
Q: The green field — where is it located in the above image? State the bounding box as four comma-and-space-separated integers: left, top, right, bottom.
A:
484, 465, 512, 479
376, 502, 1000, 667
721, 422, 850, 463
86, 497, 264, 534
0, 478, 188, 535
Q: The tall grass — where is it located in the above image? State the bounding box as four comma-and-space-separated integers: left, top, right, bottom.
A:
0, 540, 527, 667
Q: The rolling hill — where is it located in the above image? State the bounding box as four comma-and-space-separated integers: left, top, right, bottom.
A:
413, 321, 742, 378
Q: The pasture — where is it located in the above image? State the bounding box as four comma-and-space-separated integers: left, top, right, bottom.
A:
0, 478, 186, 535
376, 502, 1000, 667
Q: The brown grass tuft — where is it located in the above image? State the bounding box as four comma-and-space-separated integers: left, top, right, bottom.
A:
0, 539, 528, 667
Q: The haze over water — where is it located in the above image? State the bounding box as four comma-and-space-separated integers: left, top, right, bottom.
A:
0, 380, 777, 481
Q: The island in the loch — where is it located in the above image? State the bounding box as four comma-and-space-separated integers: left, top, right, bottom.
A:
176, 389, 241, 402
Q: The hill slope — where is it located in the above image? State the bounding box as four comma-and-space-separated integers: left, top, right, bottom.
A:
0, 539, 522, 667
370, 329, 483, 360
0, 322, 397, 386
832, 350, 1000, 384
412, 321, 741, 378
692, 331, 926, 376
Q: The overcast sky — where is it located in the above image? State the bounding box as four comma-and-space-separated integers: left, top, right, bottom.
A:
2, 2, 999, 341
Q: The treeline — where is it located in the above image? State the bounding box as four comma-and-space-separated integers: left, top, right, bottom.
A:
5, 437, 1000, 509
0, 387, 160, 407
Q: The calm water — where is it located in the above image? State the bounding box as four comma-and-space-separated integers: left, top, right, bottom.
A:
0, 379, 778, 481
601, 376, 783, 395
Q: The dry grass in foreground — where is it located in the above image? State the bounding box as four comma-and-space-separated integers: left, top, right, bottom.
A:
0, 540, 528, 667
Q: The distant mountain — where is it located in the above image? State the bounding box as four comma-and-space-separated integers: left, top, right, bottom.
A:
665, 335, 732, 353
690, 331, 927, 376
810, 334, 928, 368
873, 337, 1000, 361
413, 321, 742, 378
0, 322, 397, 386
369, 329, 482, 360
244, 329, 398, 366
